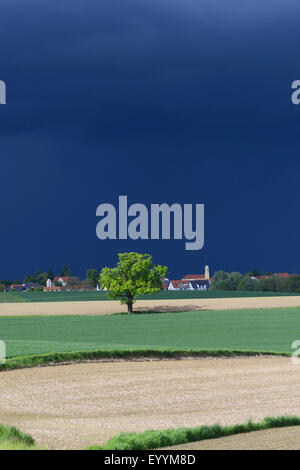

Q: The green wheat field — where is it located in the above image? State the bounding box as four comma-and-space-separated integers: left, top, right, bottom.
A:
1, 307, 300, 358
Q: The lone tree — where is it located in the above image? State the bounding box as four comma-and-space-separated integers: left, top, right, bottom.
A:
99, 252, 167, 313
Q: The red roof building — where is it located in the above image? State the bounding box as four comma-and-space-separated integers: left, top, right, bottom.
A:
182, 265, 211, 282
168, 280, 190, 290
182, 274, 206, 280
253, 273, 290, 280
43, 286, 62, 292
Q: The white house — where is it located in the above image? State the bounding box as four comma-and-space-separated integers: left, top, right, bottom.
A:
168, 280, 190, 290
167, 265, 211, 291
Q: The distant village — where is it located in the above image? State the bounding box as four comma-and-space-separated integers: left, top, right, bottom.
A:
163, 265, 211, 291
1, 264, 299, 294
2, 264, 213, 293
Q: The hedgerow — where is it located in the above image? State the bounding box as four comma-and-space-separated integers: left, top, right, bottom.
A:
0, 348, 291, 372
87, 416, 300, 450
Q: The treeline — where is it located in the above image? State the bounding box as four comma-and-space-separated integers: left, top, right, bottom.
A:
0, 265, 100, 292
23, 264, 73, 286
211, 271, 300, 293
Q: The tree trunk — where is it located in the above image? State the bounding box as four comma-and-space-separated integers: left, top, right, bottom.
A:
127, 302, 133, 313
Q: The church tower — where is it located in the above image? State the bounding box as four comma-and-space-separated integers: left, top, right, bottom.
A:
205, 264, 210, 280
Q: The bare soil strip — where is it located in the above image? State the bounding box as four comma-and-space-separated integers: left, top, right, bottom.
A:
1, 296, 300, 316
163, 426, 300, 450
0, 357, 300, 449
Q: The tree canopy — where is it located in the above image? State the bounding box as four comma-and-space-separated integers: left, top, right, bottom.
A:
61, 264, 72, 277
47, 268, 54, 280
99, 252, 168, 312
24, 271, 48, 286
86, 269, 99, 287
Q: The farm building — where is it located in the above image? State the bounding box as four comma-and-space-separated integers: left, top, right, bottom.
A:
182, 265, 210, 282
10, 283, 40, 292
167, 265, 212, 291
189, 280, 210, 291
46, 277, 71, 288
168, 280, 190, 290
43, 286, 62, 292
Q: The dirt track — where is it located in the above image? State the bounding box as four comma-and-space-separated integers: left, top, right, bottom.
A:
1, 357, 300, 449
1, 295, 300, 316
163, 426, 300, 450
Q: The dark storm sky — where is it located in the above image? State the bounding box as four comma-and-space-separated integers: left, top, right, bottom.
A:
1, 0, 300, 280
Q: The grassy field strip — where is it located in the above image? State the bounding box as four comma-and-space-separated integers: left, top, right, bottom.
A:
160, 426, 300, 450
87, 416, 300, 450
0, 348, 292, 372
1, 290, 299, 304
0, 424, 35, 450
3, 417, 300, 450
1, 308, 300, 358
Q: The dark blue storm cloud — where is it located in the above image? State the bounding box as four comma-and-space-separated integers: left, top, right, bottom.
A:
0, 0, 300, 279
